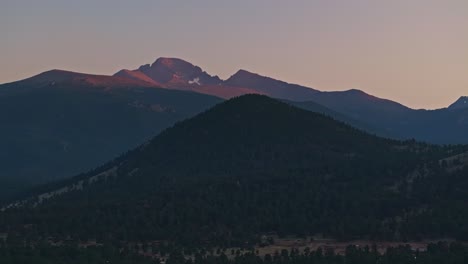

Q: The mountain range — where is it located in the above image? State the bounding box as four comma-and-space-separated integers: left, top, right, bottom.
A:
0, 56, 467, 201
115, 57, 468, 143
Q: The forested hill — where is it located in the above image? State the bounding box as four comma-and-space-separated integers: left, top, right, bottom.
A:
2, 95, 468, 246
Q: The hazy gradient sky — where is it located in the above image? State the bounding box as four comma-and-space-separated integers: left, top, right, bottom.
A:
2, 0, 467, 109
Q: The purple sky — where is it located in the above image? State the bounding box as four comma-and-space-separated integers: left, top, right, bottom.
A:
2, 0, 467, 109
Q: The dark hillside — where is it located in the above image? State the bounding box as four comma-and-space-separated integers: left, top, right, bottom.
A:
0, 72, 221, 200
1, 95, 467, 246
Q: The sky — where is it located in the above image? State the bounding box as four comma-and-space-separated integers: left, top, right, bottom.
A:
1, 0, 467, 109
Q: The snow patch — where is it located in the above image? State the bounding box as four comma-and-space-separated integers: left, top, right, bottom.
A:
188, 77, 201, 85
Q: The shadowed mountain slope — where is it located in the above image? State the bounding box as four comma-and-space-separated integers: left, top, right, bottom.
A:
0, 70, 221, 200
3, 95, 468, 245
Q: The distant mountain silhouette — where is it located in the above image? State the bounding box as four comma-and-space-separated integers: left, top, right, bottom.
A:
115, 58, 260, 98
449, 96, 468, 110
137, 57, 222, 85
19, 69, 157, 88
286, 99, 388, 137
224, 69, 320, 101
114, 57, 468, 143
